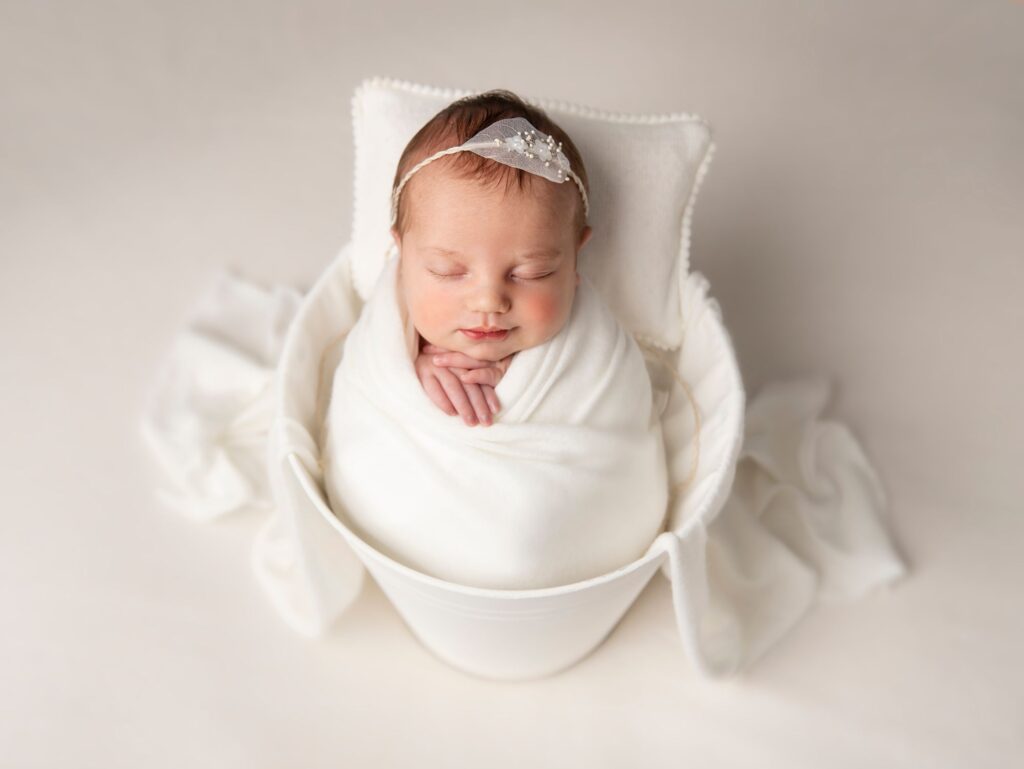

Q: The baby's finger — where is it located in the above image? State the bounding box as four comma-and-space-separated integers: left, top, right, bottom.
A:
435, 368, 477, 426
463, 382, 492, 426
422, 374, 456, 416
458, 367, 502, 387
432, 351, 494, 370
447, 366, 490, 426
481, 384, 500, 415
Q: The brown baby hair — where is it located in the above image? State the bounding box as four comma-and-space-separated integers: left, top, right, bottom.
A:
391, 89, 590, 242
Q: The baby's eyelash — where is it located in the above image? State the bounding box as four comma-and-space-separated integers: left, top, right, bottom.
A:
426, 269, 554, 281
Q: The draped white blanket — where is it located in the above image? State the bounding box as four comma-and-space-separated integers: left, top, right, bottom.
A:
141, 266, 906, 676
321, 253, 670, 589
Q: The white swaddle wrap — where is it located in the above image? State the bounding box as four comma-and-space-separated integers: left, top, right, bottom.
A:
321, 252, 669, 589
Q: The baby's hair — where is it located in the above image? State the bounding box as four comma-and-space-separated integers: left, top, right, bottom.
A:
391, 89, 590, 240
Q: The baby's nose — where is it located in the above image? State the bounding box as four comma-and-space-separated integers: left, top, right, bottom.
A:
467, 285, 511, 314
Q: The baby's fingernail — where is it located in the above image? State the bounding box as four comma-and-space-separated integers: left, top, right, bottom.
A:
432, 356, 442, 364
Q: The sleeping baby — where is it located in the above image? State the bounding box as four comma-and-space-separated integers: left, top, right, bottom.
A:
322, 90, 669, 589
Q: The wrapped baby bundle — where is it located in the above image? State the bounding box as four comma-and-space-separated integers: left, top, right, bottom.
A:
322, 252, 670, 589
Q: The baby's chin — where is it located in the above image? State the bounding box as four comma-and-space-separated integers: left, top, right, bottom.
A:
452, 337, 520, 362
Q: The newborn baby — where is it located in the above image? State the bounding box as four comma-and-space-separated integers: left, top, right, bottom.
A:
398, 151, 580, 428
322, 90, 668, 589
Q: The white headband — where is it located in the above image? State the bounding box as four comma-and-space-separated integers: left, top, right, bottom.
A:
389, 116, 590, 228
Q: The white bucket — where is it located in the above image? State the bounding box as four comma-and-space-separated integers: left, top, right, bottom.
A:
269, 243, 745, 680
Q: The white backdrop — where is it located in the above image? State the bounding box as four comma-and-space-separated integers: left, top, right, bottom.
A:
2, 1, 1022, 767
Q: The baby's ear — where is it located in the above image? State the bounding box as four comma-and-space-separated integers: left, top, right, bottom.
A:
577, 225, 593, 251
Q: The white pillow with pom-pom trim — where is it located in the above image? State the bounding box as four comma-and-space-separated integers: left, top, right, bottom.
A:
349, 77, 715, 351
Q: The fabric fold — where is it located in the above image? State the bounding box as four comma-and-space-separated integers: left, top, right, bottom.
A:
140, 270, 302, 520
674, 377, 907, 675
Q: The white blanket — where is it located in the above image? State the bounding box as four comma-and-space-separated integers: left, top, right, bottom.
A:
321, 252, 670, 589
141, 265, 905, 676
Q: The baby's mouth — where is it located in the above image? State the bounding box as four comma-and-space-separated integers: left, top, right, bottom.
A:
460, 327, 512, 341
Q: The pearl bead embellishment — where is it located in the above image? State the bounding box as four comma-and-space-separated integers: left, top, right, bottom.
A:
498, 128, 570, 180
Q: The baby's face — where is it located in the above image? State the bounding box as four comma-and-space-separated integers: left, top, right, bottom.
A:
393, 165, 592, 362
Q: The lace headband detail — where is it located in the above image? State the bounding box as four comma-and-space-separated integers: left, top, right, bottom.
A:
389, 116, 590, 228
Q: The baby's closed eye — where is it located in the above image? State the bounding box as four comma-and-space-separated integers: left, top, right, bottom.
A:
424, 267, 556, 282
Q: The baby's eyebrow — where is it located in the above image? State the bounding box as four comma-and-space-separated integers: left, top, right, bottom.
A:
518, 249, 562, 261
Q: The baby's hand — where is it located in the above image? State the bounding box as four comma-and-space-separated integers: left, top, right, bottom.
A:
414, 342, 513, 427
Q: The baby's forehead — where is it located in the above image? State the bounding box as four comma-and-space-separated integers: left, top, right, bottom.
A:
409, 164, 578, 222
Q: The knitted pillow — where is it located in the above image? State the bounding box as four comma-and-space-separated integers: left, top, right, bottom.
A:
349, 77, 715, 350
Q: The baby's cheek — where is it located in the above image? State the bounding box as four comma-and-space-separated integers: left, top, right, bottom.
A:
414, 300, 445, 329
521, 292, 566, 332
408, 287, 454, 332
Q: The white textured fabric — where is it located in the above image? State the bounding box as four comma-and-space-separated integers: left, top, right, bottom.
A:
140, 271, 302, 519
351, 77, 714, 350
680, 378, 907, 676
321, 252, 669, 589
140, 248, 905, 675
